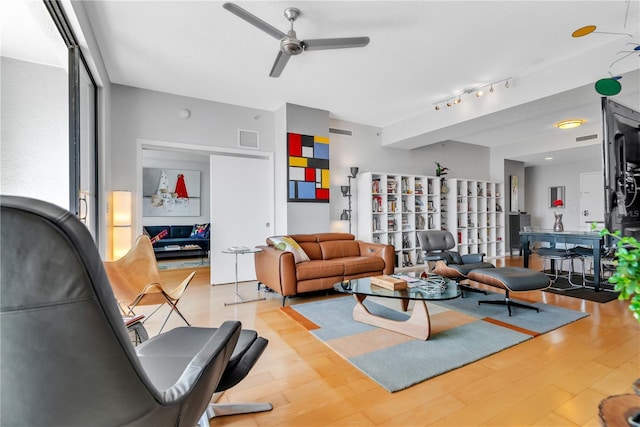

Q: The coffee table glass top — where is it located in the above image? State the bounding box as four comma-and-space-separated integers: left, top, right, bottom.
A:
334, 274, 461, 301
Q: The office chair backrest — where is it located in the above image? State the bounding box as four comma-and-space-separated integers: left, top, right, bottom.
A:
0, 196, 187, 425
416, 230, 465, 264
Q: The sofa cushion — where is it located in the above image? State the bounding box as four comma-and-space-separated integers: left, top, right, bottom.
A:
319, 240, 360, 260
190, 223, 210, 239
342, 256, 385, 275
296, 259, 344, 281
170, 225, 193, 239
267, 236, 310, 263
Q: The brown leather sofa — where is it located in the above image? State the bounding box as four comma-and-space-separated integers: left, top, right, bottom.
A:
254, 233, 395, 305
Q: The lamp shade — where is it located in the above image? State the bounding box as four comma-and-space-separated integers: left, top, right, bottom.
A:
112, 226, 132, 260
340, 185, 350, 197
350, 167, 359, 178
340, 209, 350, 221
112, 191, 132, 226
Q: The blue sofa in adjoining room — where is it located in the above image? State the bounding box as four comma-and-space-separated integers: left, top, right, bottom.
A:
143, 224, 210, 260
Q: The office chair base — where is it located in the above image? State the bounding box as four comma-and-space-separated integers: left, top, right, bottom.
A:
478, 298, 539, 317
198, 402, 273, 425
459, 283, 487, 297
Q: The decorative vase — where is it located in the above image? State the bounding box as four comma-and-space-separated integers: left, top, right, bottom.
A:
553, 211, 564, 232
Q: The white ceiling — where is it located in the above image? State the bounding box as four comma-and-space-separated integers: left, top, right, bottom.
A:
4, 0, 640, 166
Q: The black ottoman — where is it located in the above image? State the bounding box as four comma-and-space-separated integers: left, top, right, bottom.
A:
467, 267, 551, 316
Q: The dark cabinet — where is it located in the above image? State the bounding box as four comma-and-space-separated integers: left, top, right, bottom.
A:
509, 213, 531, 254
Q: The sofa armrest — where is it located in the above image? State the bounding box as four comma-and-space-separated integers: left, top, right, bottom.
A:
254, 245, 297, 297
357, 242, 395, 274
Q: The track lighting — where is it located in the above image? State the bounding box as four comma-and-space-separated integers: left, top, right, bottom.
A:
432, 77, 512, 111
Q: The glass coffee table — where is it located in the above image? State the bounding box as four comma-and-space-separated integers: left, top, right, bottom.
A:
333, 274, 461, 340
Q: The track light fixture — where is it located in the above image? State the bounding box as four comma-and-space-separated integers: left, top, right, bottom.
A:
433, 77, 512, 111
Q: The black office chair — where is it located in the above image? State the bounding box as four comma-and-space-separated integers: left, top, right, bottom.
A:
0, 195, 271, 426
416, 230, 495, 295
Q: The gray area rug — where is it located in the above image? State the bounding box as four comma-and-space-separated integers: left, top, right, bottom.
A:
291, 294, 588, 392
157, 259, 209, 270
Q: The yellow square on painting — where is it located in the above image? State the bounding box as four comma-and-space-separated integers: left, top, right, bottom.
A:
289, 157, 307, 167
321, 169, 330, 188
314, 136, 329, 144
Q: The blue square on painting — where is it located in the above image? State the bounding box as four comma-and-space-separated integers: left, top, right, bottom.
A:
289, 181, 296, 198
314, 143, 329, 159
297, 181, 316, 199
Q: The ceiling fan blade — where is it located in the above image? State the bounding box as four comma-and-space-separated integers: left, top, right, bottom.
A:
223, 3, 286, 40
269, 50, 291, 78
303, 37, 370, 51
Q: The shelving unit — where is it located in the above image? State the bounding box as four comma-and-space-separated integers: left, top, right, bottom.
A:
443, 178, 506, 258
357, 172, 443, 271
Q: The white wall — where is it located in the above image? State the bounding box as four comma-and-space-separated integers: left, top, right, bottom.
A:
1, 57, 69, 209
525, 157, 602, 230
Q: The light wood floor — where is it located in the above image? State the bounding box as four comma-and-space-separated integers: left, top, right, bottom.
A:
143, 256, 640, 426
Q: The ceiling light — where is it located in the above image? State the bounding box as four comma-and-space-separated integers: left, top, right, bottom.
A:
545, 157, 554, 160
556, 119, 585, 129
432, 77, 511, 111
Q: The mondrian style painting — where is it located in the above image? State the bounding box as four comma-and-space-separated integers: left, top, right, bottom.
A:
287, 132, 330, 202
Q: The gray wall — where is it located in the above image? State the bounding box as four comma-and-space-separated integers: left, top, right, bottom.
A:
110, 85, 493, 238
329, 118, 491, 238
525, 157, 602, 231
1, 57, 68, 209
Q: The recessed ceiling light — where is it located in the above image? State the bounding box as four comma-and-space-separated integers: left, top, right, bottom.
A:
545, 157, 554, 160
556, 119, 585, 129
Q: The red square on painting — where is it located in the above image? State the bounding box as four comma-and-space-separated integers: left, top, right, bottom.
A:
305, 168, 315, 181
288, 133, 302, 156
316, 188, 329, 200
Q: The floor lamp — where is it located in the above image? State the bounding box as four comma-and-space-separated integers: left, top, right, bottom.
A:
340, 167, 359, 233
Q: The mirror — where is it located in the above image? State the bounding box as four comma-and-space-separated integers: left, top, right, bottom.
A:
549, 186, 565, 208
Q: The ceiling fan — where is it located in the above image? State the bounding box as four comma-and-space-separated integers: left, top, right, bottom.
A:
223, 2, 370, 77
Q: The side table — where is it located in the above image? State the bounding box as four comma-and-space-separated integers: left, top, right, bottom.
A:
222, 247, 264, 306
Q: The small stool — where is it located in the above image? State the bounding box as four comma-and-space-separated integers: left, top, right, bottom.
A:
467, 267, 551, 316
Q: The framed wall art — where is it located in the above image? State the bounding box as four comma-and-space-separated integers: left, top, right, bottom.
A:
142, 168, 201, 217
287, 132, 330, 202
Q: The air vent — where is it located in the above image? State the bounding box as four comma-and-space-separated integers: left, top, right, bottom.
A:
576, 133, 599, 142
329, 127, 353, 136
238, 129, 259, 149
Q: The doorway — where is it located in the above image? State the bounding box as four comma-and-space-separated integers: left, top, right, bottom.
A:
580, 171, 605, 230
136, 138, 274, 284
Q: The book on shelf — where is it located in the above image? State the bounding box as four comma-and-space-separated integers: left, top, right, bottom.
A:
164, 245, 181, 251
372, 179, 381, 194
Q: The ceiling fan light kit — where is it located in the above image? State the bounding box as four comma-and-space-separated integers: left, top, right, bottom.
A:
223, 2, 370, 78
433, 77, 512, 111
